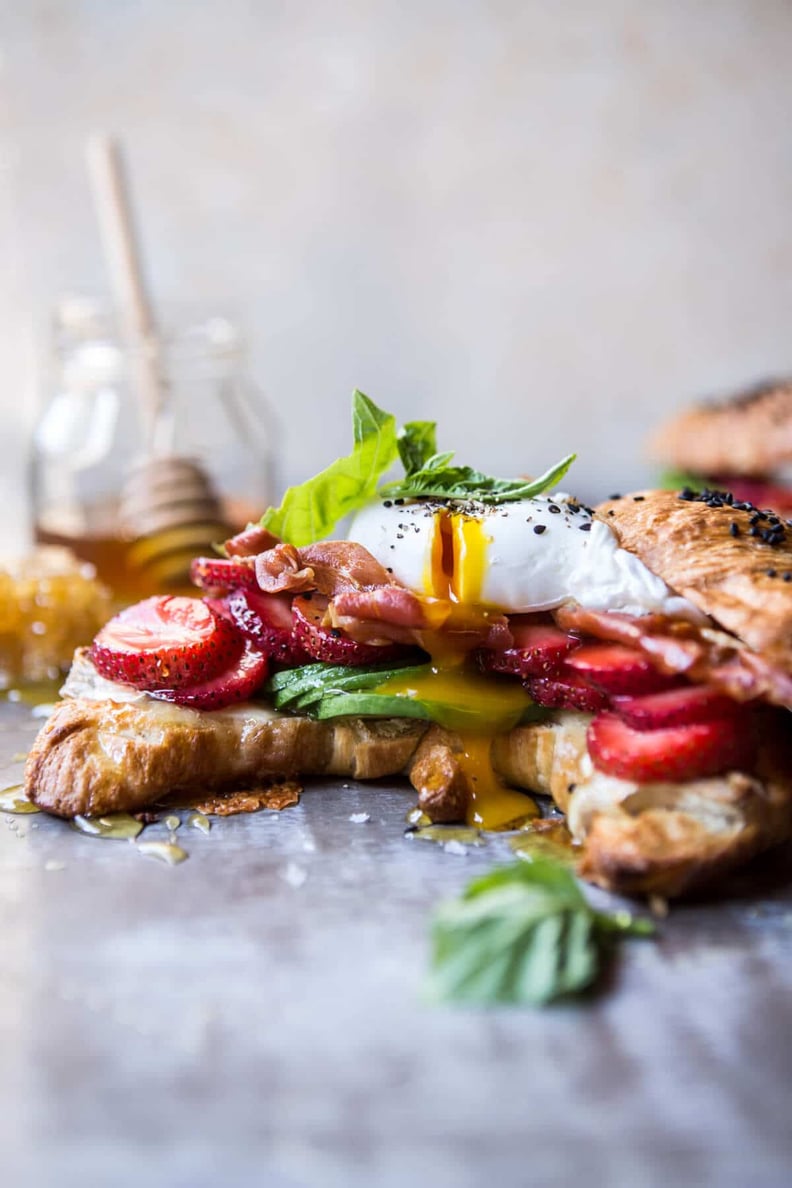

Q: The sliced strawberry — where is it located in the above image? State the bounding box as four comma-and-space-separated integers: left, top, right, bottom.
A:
227, 587, 309, 665
292, 594, 407, 666
587, 711, 756, 783
612, 685, 741, 731
478, 623, 579, 679
526, 672, 610, 713
566, 643, 677, 696
91, 596, 242, 690
204, 596, 234, 623
149, 639, 269, 709
190, 556, 259, 594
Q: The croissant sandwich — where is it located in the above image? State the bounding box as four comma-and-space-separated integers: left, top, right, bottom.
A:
651, 377, 792, 514
26, 394, 792, 898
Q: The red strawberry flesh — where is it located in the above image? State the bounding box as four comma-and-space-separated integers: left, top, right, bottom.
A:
149, 638, 269, 709
479, 623, 579, 678
587, 711, 756, 783
91, 596, 241, 690
190, 556, 259, 594
227, 588, 309, 665
292, 594, 407, 666
526, 672, 610, 713
612, 685, 741, 731
566, 642, 677, 695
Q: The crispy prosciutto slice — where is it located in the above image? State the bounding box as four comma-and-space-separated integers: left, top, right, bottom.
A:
255, 540, 397, 597
224, 524, 282, 557
555, 605, 792, 708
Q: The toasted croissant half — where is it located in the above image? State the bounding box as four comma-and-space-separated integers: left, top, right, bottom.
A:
24, 488, 792, 899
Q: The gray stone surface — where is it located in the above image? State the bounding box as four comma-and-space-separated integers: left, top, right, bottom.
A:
1, 700, 791, 1188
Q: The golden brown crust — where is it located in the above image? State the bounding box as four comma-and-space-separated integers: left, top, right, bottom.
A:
25, 694, 792, 898
25, 697, 427, 818
407, 726, 469, 823
648, 378, 792, 475
418, 712, 792, 897
577, 770, 792, 897
597, 490, 792, 672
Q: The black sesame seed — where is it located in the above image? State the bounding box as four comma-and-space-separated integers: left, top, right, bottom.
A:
396, 533, 404, 539
579, 522, 592, 531
766, 569, 777, 578
730, 522, 740, 537
607, 509, 615, 516
548, 504, 561, 514
394, 498, 405, 506
533, 524, 547, 535
383, 500, 392, 508
608, 493, 622, 500
783, 572, 792, 582
632, 495, 645, 502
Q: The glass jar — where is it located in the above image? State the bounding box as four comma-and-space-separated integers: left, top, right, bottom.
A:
30, 299, 277, 599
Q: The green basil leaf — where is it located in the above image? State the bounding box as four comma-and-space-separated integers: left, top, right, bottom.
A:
398, 420, 438, 475
463, 855, 585, 905
428, 859, 653, 1007
658, 468, 704, 493
381, 452, 577, 504
260, 390, 399, 544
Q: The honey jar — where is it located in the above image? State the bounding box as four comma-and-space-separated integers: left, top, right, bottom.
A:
31, 299, 277, 599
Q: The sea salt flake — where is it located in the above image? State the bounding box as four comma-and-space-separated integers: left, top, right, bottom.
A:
443, 840, 468, 856
349, 812, 370, 824
281, 862, 307, 889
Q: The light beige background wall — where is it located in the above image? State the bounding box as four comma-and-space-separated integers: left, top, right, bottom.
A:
2, 1, 792, 551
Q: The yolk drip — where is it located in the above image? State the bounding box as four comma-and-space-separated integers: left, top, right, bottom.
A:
385, 506, 542, 828
379, 664, 541, 828
424, 507, 492, 604
451, 514, 488, 604
378, 664, 531, 734
460, 734, 540, 830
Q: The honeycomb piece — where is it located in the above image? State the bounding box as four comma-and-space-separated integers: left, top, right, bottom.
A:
0, 547, 113, 688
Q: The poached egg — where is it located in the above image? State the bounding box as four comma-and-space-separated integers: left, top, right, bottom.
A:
350, 494, 704, 621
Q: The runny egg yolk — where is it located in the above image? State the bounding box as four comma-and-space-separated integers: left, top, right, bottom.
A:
425, 507, 490, 603
380, 506, 541, 830
378, 665, 540, 829
460, 735, 541, 830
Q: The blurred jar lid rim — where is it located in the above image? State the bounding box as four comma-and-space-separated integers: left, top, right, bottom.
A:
56, 295, 242, 354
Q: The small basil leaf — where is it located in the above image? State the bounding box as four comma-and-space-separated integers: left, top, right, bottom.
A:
381, 452, 576, 504
398, 420, 438, 475
428, 859, 653, 1007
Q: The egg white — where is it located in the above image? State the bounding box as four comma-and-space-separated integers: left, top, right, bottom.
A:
350, 496, 705, 621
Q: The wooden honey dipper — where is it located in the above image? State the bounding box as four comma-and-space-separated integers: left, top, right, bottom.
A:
86, 135, 230, 592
